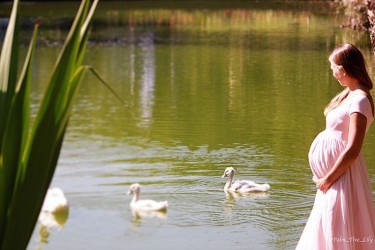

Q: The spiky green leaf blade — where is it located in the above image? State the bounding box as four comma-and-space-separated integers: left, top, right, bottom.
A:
89, 67, 127, 106
0, 20, 39, 246
76, 0, 98, 67
0, 0, 20, 242
42, 66, 88, 186
0, 0, 19, 149
1, 1, 98, 248
1, 123, 67, 250
2, 66, 88, 250
32, 0, 90, 125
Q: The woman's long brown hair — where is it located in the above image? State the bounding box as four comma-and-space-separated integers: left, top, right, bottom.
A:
324, 44, 373, 116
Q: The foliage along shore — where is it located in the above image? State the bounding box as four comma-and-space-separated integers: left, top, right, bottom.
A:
338, 0, 375, 51
1, 0, 375, 50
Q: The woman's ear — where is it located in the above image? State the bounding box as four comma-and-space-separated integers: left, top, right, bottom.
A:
337, 65, 346, 76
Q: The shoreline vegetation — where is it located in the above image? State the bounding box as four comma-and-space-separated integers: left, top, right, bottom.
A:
0, 1, 338, 47
0, 0, 375, 50
338, 0, 375, 51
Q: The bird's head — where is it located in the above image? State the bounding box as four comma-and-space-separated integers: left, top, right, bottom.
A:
127, 183, 141, 195
221, 167, 235, 178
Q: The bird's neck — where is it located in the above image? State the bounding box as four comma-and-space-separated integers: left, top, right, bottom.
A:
225, 173, 234, 190
132, 191, 140, 202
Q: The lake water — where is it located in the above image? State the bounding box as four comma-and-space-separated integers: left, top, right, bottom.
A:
2, 1, 375, 250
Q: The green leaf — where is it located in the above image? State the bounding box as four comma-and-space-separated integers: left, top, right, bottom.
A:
0, 1, 99, 249
0, 0, 20, 241
0, 0, 19, 147
0, 18, 39, 249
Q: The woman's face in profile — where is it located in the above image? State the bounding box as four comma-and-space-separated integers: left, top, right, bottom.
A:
329, 60, 346, 86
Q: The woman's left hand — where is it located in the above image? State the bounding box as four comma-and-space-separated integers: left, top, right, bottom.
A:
315, 177, 332, 193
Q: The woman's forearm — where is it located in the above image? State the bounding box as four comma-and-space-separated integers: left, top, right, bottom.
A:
324, 148, 359, 186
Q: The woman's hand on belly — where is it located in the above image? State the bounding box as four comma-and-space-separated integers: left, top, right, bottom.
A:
315, 176, 332, 193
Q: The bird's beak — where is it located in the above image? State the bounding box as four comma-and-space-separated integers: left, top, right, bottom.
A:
221, 173, 226, 178
127, 191, 131, 195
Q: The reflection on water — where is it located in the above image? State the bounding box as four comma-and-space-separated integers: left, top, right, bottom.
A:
37, 209, 69, 244
130, 209, 168, 230
139, 31, 156, 128
224, 190, 271, 201
10, 1, 375, 250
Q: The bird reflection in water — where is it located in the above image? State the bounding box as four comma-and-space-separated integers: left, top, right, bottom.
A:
38, 209, 69, 243
37, 188, 69, 243
130, 208, 168, 226
224, 190, 270, 202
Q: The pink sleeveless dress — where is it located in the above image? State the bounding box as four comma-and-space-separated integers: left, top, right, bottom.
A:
296, 95, 375, 250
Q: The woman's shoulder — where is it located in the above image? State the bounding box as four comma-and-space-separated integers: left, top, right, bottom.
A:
350, 93, 372, 103
348, 94, 374, 118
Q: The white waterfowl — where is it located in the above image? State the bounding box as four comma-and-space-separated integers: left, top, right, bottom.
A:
221, 167, 270, 193
127, 183, 168, 212
41, 187, 69, 214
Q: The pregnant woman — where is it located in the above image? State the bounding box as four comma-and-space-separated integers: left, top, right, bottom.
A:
296, 44, 375, 250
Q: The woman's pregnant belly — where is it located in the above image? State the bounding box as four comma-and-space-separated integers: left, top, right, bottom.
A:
308, 130, 347, 178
